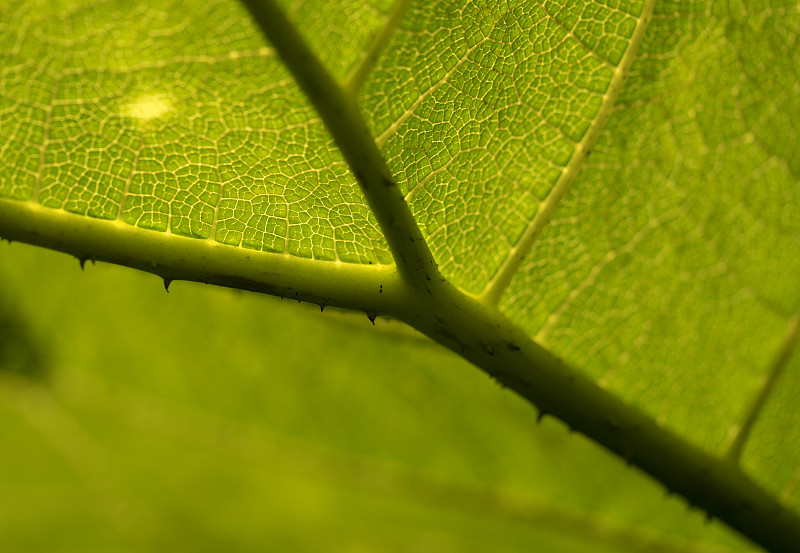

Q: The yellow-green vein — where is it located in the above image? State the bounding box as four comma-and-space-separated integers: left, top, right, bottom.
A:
480, 0, 657, 306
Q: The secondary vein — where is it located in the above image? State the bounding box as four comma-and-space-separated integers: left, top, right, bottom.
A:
479, 0, 657, 306
724, 303, 800, 463
343, 0, 413, 97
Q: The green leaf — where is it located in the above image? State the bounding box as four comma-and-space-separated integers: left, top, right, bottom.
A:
1, 0, 798, 552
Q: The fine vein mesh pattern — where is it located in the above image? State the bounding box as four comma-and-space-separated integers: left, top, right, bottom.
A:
0, 0, 392, 263
361, 0, 640, 292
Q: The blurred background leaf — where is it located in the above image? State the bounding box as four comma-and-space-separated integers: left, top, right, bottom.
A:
1, 0, 798, 551
0, 243, 752, 552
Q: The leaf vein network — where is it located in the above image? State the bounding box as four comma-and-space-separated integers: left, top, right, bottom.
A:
374, 35, 492, 149
479, 0, 657, 306
529, 0, 619, 71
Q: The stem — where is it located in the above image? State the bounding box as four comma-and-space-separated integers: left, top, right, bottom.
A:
236, 2, 800, 550
0, 200, 403, 315
396, 283, 800, 553
239, 0, 440, 289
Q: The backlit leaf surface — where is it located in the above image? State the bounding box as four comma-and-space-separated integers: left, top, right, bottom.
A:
0, 0, 798, 551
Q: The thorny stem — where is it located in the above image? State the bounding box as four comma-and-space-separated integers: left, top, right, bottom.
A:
239, 0, 441, 290
239, 1, 800, 551
0, 1, 796, 550
0, 200, 402, 315
396, 286, 800, 553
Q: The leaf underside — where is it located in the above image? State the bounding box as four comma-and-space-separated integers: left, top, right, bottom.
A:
1, 0, 799, 552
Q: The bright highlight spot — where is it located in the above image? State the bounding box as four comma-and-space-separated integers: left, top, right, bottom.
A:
123, 93, 172, 121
